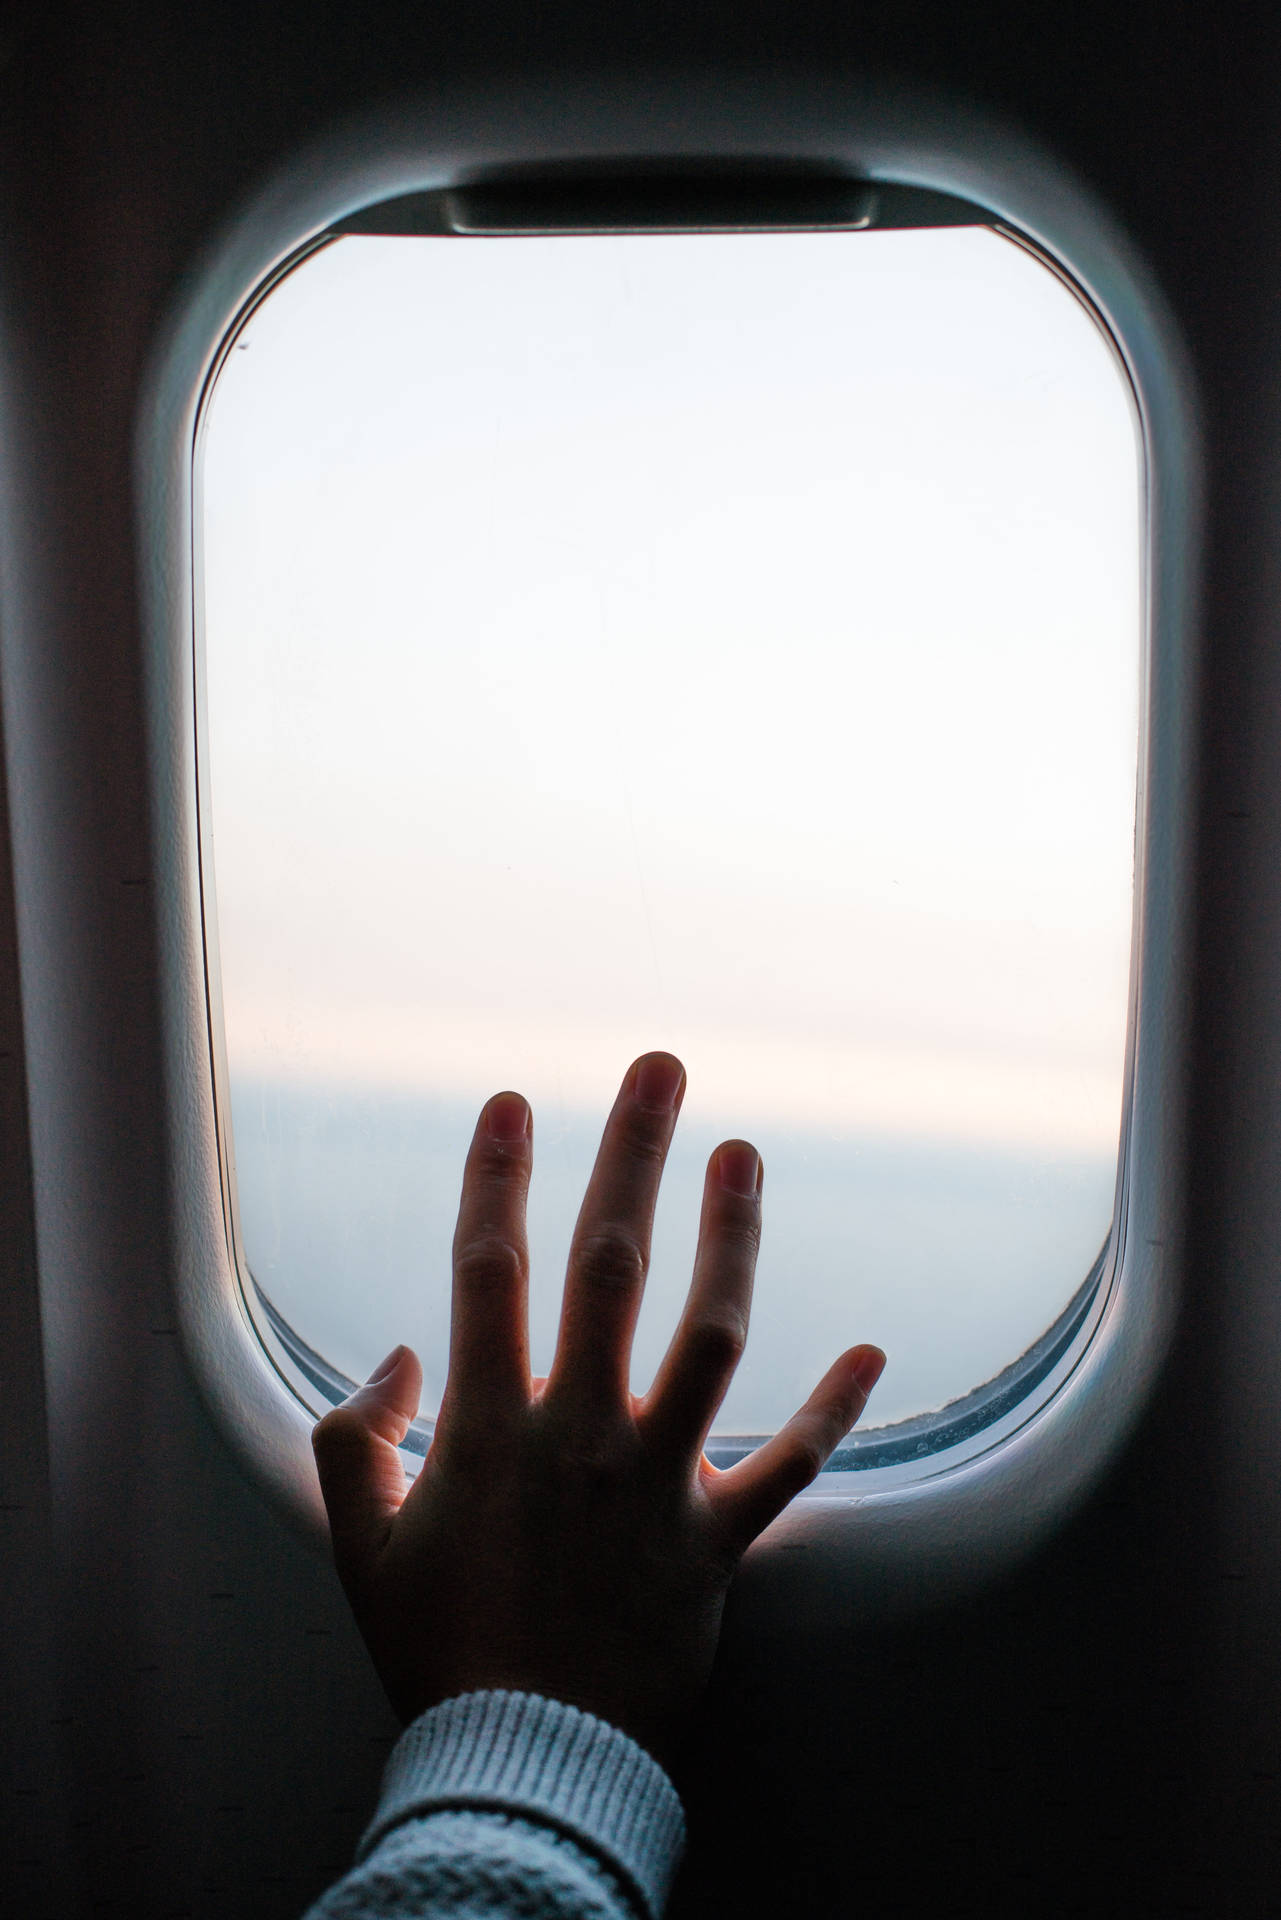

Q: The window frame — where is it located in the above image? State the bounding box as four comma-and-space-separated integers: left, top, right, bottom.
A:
138, 75, 1199, 1612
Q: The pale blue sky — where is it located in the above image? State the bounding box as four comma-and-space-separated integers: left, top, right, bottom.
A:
200, 225, 1140, 1429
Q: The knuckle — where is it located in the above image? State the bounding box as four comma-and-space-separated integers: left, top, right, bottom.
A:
714, 1209, 762, 1259
432, 1412, 494, 1474
688, 1312, 748, 1373
478, 1133, 529, 1174
572, 1226, 647, 1293
561, 1432, 621, 1480
783, 1432, 825, 1490
614, 1110, 670, 1169
311, 1406, 370, 1461
453, 1231, 526, 1291
824, 1397, 858, 1451
541, 1407, 632, 1483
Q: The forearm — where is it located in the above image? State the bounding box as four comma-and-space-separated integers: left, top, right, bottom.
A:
303, 1691, 686, 1920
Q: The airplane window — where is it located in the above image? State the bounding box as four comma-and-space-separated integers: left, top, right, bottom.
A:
199, 205, 1140, 1464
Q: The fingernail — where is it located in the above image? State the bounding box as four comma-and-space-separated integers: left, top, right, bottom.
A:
851, 1348, 886, 1398
367, 1345, 406, 1385
634, 1053, 685, 1113
718, 1140, 761, 1197
486, 1091, 530, 1140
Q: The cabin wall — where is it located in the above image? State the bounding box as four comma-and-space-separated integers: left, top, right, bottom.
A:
1, 4, 1279, 1913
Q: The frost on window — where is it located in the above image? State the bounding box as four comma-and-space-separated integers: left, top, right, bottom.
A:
200, 223, 1140, 1443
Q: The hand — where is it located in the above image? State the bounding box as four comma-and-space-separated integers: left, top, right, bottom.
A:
312, 1051, 886, 1770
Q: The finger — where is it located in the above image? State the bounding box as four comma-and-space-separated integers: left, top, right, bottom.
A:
446, 1091, 533, 1419
545, 1051, 685, 1413
708, 1345, 886, 1553
312, 1345, 423, 1580
640, 1139, 762, 1463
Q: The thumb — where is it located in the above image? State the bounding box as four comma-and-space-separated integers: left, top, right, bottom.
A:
312, 1345, 423, 1577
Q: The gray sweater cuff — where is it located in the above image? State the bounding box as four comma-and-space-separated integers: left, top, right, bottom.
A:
357, 1690, 687, 1919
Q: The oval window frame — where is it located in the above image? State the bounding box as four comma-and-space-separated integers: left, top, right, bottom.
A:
138, 75, 1199, 1615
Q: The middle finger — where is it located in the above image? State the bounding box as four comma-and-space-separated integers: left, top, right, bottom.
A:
544, 1051, 686, 1414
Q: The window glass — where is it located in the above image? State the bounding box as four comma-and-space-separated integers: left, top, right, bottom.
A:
201, 224, 1140, 1441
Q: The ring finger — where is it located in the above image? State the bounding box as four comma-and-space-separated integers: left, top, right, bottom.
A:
639, 1138, 762, 1464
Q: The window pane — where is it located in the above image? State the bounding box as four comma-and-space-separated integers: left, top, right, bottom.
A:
201, 225, 1139, 1439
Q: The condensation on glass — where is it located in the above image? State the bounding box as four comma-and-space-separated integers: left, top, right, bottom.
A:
197, 191, 1141, 1464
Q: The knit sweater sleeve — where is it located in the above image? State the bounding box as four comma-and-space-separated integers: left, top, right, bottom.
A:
301, 1690, 687, 1920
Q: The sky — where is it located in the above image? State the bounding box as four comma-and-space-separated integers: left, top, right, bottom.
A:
199, 224, 1141, 1431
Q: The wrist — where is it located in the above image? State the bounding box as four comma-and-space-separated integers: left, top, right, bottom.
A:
360, 1689, 687, 1919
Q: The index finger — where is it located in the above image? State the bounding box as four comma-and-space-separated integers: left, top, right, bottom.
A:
544, 1052, 686, 1415
444, 1090, 533, 1424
